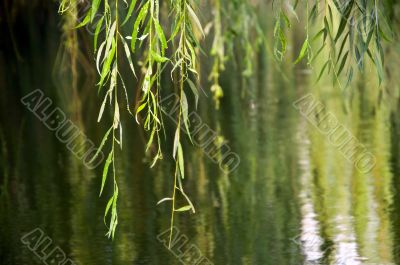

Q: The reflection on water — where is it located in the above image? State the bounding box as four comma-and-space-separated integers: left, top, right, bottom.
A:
293, 89, 398, 265
297, 119, 324, 264
1, 23, 400, 265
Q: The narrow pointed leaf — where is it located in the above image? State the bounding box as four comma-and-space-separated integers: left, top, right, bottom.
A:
100, 152, 113, 196
175, 205, 192, 212
177, 143, 184, 179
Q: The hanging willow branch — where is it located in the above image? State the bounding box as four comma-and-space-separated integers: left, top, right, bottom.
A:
166, 0, 204, 247
58, 0, 203, 240
56, 0, 394, 241
133, 0, 167, 167
279, 0, 392, 85
60, 0, 136, 238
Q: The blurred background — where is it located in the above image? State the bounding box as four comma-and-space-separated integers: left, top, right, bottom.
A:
1, 0, 400, 264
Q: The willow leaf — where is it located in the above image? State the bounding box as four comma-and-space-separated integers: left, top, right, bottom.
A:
157, 197, 173, 205
316, 60, 329, 82
170, 14, 184, 41
177, 143, 184, 179
98, 41, 116, 88
312, 28, 325, 42
146, 128, 156, 152
120, 34, 136, 77
346, 67, 354, 87
181, 91, 192, 142
96, 41, 106, 74
89, 127, 113, 164
104, 196, 114, 224
173, 128, 179, 159
154, 20, 167, 55
91, 0, 101, 22
76, 11, 91, 28
135, 102, 147, 123
334, 1, 354, 41
98, 93, 108, 122
113, 100, 120, 129
131, 2, 149, 53
336, 32, 349, 64
281, 11, 291, 28
121, 0, 138, 26
186, 79, 199, 109
175, 205, 192, 212
105, 21, 117, 56
294, 39, 308, 64
152, 51, 169, 63
100, 152, 113, 196
337, 51, 349, 76
186, 3, 204, 37
94, 16, 105, 52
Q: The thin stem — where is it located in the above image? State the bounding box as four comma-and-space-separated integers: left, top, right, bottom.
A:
168, 163, 179, 248
169, 0, 187, 248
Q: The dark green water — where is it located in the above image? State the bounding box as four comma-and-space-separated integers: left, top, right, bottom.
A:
2, 68, 400, 265
1, 3, 400, 265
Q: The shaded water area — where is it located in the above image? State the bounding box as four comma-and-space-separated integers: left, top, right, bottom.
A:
1, 2, 400, 265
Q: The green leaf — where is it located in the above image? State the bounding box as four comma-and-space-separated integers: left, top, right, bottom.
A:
366, 48, 376, 65
170, 14, 184, 41
173, 128, 179, 159
316, 61, 329, 82
97, 93, 108, 122
374, 52, 384, 84
379, 26, 391, 42
91, 0, 101, 22
94, 16, 105, 52
323, 17, 330, 42
120, 34, 136, 77
177, 143, 184, 179
146, 128, 155, 152
154, 20, 167, 55
156, 197, 173, 205
355, 46, 362, 69
104, 195, 114, 224
346, 67, 354, 87
131, 2, 149, 53
328, 5, 333, 25
186, 79, 199, 109
96, 41, 106, 73
98, 40, 116, 88
151, 51, 169, 63
334, 1, 354, 41
105, 21, 117, 57
336, 32, 349, 64
89, 127, 113, 164
312, 28, 325, 42
135, 102, 147, 123
100, 151, 113, 196
337, 51, 349, 76
149, 91, 160, 124
75, 11, 91, 28
309, 5, 317, 21
175, 205, 192, 212
121, 0, 138, 26
186, 3, 204, 37
181, 91, 191, 142
185, 40, 197, 70
108, 186, 118, 239
279, 30, 287, 56
281, 11, 291, 28
294, 39, 308, 64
